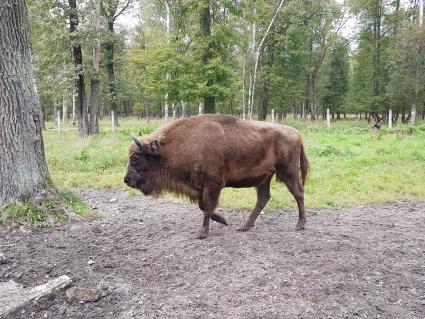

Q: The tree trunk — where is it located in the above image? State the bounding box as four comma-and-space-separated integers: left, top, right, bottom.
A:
372, 1, 382, 100
89, 0, 101, 134
62, 97, 68, 123
311, 74, 316, 120
258, 82, 269, 121
89, 78, 100, 134
0, 0, 51, 208
54, 103, 58, 128
106, 21, 119, 126
411, 0, 423, 125
72, 93, 76, 125
181, 100, 187, 118
69, 0, 89, 136
200, 1, 215, 113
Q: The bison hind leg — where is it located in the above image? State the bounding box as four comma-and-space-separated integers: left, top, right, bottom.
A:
276, 165, 306, 231
211, 213, 228, 225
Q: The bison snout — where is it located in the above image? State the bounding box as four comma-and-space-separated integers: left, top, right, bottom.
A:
124, 176, 136, 187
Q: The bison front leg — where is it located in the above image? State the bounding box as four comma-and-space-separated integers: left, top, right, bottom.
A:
194, 184, 223, 239
238, 177, 271, 232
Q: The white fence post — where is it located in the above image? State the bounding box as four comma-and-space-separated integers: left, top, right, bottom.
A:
111, 110, 115, 133
57, 110, 61, 133
271, 109, 275, 122
389, 109, 393, 129
326, 108, 330, 129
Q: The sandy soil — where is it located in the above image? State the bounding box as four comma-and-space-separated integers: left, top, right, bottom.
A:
1, 188, 424, 319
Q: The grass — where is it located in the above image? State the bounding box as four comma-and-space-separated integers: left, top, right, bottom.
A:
43, 116, 425, 210
0, 203, 46, 226
0, 188, 95, 226
58, 188, 98, 219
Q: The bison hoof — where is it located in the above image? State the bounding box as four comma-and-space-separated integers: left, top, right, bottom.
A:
193, 232, 208, 240
295, 223, 305, 231
237, 225, 251, 232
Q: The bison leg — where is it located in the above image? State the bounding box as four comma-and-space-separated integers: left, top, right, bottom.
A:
238, 177, 271, 232
194, 184, 222, 239
277, 169, 306, 231
211, 213, 228, 225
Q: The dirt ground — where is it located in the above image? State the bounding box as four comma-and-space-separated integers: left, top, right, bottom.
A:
1, 188, 424, 319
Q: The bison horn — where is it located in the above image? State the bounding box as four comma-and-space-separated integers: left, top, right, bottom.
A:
131, 132, 143, 150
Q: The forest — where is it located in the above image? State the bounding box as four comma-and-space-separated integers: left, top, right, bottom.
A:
28, 0, 425, 135
2, 1, 425, 317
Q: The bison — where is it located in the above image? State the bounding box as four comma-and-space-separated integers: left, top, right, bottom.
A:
124, 114, 309, 239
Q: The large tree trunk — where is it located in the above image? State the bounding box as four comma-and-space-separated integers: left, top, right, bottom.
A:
89, 0, 101, 134
200, 1, 215, 113
69, 0, 89, 136
0, 0, 50, 208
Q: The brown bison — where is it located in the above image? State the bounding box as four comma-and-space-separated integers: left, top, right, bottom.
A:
124, 114, 309, 239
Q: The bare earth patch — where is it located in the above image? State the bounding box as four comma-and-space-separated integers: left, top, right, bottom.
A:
1, 188, 424, 318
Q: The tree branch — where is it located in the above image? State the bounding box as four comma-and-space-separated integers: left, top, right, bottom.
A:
113, 0, 132, 21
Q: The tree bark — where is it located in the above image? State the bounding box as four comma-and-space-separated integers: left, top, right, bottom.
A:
89, 0, 101, 134
69, 0, 89, 136
105, 20, 119, 127
373, 0, 382, 98
62, 97, 68, 123
258, 82, 269, 121
0, 0, 51, 208
200, 1, 215, 114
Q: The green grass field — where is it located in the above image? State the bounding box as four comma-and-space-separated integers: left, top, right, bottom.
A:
44, 117, 425, 210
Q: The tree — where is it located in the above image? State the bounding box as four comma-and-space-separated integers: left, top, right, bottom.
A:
0, 0, 53, 210
348, 0, 391, 116
89, 0, 101, 134
28, 0, 75, 125
102, 0, 132, 127
322, 38, 349, 118
386, 21, 425, 122
69, 0, 89, 136
199, 0, 215, 113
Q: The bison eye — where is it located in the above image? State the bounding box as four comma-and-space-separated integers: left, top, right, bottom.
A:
131, 157, 139, 165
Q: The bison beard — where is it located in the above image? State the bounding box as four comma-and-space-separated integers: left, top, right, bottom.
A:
124, 114, 309, 239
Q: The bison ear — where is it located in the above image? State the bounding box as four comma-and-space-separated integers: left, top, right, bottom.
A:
144, 140, 162, 156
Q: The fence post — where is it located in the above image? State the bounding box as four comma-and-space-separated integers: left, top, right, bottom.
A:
111, 110, 115, 133
389, 109, 392, 129
271, 109, 275, 122
57, 110, 61, 133
326, 108, 330, 129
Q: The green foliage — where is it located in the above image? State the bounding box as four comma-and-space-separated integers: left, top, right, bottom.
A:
58, 189, 94, 218
0, 203, 46, 226
0, 188, 95, 226
322, 38, 349, 115
27, 0, 425, 120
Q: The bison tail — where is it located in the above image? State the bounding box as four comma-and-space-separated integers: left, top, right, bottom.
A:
300, 141, 309, 187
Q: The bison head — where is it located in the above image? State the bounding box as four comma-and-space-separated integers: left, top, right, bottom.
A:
124, 133, 162, 195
